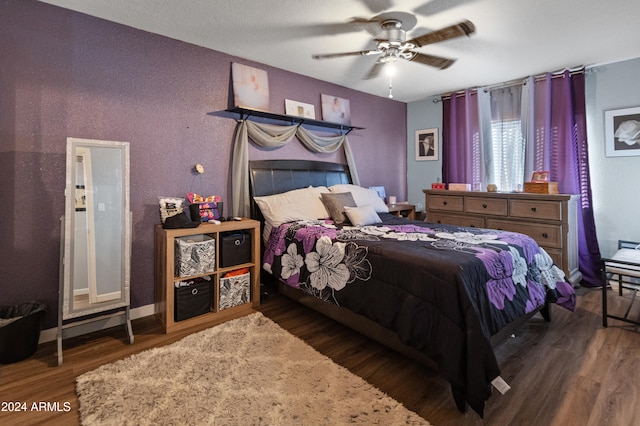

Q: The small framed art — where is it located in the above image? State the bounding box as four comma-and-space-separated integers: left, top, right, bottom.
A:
368, 186, 386, 202
75, 185, 86, 211
415, 128, 438, 161
531, 171, 550, 182
605, 106, 640, 157
285, 99, 315, 119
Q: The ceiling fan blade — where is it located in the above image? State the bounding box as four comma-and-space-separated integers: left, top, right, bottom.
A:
360, 0, 394, 14
407, 52, 456, 69
364, 61, 386, 79
413, 0, 477, 17
312, 50, 380, 60
349, 16, 385, 36
350, 11, 418, 35
406, 20, 475, 47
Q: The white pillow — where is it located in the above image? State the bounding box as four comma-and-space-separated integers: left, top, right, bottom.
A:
344, 205, 382, 226
329, 184, 389, 213
254, 186, 329, 228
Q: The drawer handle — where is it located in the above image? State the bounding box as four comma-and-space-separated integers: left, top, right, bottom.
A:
482, 203, 487, 208
542, 233, 548, 238
443, 201, 448, 206
437, 220, 442, 224
531, 207, 537, 212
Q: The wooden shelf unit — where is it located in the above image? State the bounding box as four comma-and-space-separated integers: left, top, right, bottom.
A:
423, 190, 582, 286
154, 219, 261, 333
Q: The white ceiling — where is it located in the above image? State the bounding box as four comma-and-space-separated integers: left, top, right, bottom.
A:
38, 0, 640, 103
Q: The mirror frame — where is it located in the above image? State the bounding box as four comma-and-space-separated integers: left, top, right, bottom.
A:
61, 137, 131, 319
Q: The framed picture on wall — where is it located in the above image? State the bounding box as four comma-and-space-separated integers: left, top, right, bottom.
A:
321, 94, 351, 125
415, 128, 438, 161
605, 106, 640, 157
231, 62, 270, 111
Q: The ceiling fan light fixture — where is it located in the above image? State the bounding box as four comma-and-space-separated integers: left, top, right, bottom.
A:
385, 63, 396, 76
380, 50, 399, 63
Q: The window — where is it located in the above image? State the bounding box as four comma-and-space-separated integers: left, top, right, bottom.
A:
490, 118, 525, 192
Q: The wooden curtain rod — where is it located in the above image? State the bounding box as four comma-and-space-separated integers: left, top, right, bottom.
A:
434, 67, 586, 102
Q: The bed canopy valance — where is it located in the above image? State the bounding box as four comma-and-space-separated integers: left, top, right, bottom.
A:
231, 119, 360, 216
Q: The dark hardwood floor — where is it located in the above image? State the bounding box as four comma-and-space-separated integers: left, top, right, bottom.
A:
1, 286, 639, 426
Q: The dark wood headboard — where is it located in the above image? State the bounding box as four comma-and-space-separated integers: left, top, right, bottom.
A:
248, 159, 351, 221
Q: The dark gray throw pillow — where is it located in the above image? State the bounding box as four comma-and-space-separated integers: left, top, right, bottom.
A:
321, 192, 357, 224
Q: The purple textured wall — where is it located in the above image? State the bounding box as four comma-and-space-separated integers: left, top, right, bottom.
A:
0, 0, 407, 328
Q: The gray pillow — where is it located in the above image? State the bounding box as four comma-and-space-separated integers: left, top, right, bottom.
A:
321, 192, 357, 224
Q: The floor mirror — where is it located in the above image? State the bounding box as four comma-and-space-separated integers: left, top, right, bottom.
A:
57, 137, 133, 365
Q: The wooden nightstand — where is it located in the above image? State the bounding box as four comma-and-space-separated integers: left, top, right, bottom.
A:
387, 203, 416, 220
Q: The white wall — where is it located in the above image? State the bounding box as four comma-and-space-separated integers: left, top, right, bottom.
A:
586, 57, 640, 257
406, 57, 640, 257
406, 97, 442, 212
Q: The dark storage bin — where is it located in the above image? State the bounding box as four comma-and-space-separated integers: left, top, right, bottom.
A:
0, 301, 46, 364
220, 231, 252, 268
174, 280, 212, 322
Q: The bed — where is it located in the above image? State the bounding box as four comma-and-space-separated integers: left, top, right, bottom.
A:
249, 159, 576, 417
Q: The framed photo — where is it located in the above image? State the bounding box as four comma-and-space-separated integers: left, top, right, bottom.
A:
321, 94, 351, 125
531, 171, 550, 182
285, 99, 315, 119
368, 186, 386, 202
415, 128, 438, 161
75, 185, 86, 211
231, 62, 270, 111
605, 106, 640, 157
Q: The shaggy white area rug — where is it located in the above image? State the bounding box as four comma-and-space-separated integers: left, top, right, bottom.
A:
76, 312, 429, 425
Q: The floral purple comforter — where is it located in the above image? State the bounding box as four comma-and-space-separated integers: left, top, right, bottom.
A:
263, 213, 576, 417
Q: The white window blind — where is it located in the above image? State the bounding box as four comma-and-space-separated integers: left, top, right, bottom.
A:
490, 118, 525, 192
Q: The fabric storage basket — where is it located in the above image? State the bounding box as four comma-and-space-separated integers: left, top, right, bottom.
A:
175, 234, 215, 277
220, 231, 251, 268
174, 280, 212, 322
219, 271, 250, 310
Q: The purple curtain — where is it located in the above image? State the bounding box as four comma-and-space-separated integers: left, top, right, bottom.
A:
442, 90, 479, 184
442, 72, 602, 287
531, 72, 601, 286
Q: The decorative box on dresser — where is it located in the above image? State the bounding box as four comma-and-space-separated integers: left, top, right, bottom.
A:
423, 190, 582, 286
154, 219, 261, 333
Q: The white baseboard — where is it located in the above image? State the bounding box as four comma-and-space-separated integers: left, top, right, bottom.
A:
38, 303, 155, 344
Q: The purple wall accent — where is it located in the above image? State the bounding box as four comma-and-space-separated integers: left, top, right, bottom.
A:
0, 0, 407, 328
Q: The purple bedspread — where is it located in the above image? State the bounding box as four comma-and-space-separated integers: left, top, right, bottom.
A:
263, 213, 575, 416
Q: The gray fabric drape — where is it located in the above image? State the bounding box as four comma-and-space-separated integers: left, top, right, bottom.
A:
231, 120, 359, 217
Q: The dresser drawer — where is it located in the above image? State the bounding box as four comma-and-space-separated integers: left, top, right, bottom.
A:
509, 200, 562, 221
427, 195, 464, 212
427, 212, 486, 228
464, 197, 507, 216
486, 219, 562, 248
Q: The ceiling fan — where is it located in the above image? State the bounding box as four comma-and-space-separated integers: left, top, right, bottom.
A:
311, 11, 476, 80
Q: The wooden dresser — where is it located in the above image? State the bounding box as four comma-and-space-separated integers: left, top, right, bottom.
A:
423, 189, 582, 285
